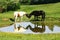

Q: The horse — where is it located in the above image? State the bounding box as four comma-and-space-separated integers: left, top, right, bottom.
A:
14, 11, 26, 22
26, 10, 45, 21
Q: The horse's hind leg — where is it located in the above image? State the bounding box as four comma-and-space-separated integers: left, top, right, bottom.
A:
14, 17, 16, 23
41, 15, 45, 21
14, 16, 17, 23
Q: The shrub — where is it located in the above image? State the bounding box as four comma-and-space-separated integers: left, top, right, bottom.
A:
0, 1, 7, 13
0, 0, 20, 13
20, 0, 31, 4
20, 0, 60, 5
7, 2, 20, 11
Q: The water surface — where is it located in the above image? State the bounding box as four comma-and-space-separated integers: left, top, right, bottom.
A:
0, 21, 60, 34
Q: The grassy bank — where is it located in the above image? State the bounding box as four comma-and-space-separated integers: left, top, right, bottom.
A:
0, 2, 60, 27
0, 32, 60, 40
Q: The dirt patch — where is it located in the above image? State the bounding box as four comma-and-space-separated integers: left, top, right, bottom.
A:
2, 18, 9, 21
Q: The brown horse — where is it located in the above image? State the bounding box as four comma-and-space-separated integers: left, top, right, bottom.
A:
26, 10, 45, 21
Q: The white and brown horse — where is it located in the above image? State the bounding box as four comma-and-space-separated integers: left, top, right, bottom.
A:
14, 11, 26, 22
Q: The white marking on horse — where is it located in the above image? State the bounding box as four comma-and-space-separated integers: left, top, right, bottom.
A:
14, 11, 26, 22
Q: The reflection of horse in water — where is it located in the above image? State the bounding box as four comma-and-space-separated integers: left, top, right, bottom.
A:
26, 10, 45, 21
14, 23, 26, 32
26, 22, 45, 33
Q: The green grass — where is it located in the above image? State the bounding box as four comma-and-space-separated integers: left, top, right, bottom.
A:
0, 32, 60, 40
0, 2, 60, 40
0, 2, 60, 27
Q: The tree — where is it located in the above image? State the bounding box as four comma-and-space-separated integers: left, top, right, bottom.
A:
20, 0, 31, 4
20, 0, 60, 5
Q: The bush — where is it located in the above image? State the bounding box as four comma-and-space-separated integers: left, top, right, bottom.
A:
20, 0, 60, 5
20, 0, 31, 4
0, 0, 20, 13
0, 1, 7, 13
7, 2, 20, 11
0, 6, 6, 13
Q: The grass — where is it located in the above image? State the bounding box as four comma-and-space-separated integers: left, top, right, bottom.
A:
0, 32, 60, 40
0, 2, 60, 27
0, 2, 60, 40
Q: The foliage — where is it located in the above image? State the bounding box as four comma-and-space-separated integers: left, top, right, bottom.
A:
7, 1, 20, 11
0, 2, 60, 27
20, 0, 60, 4
0, 0, 7, 13
0, 0, 20, 13
20, 0, 31, 4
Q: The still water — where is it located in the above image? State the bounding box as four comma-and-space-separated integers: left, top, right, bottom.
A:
0, 21, 60, 34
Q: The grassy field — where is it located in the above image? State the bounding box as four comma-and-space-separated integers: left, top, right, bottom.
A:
0, 2, 60, 40
0, 2, 60, 27
0, 32, 60, 40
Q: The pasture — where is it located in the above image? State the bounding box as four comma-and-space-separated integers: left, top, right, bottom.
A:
0, 32, 60, 40
0, 3, 60, 27
0, 2, 60, 27
0, 2, 60, 40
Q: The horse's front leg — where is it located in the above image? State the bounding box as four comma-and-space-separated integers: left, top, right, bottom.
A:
34, 16, 36, 20
21, 16, 23, 22
36, 16, 39, 21
35, 16, 38, 21
14, 16, 17, 23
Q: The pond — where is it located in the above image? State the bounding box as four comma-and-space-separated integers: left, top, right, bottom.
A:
0, 21, 60, 34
